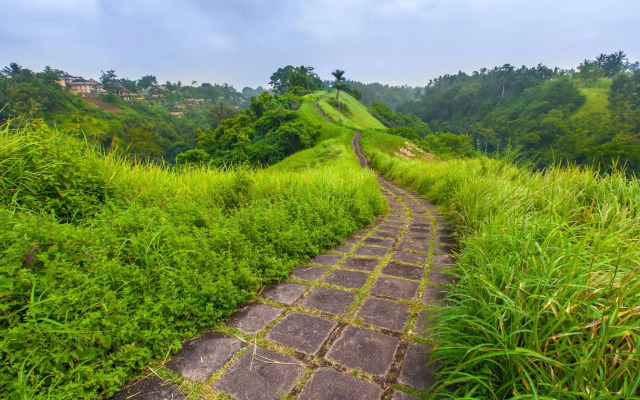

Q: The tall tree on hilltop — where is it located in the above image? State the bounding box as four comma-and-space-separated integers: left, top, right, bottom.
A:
332, 69, 346, 100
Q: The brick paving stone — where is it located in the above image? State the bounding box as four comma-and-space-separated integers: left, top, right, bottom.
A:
436, 236, 455, 245
311, 254, 343, 266
434, 244, 455, 255
414, 309, 439, 334
391, 390, 421, 400
299, 287, 355, 315
297, 368, 383, 400
364, 237, 394, 247
370, 277, 419, 300
383, 219, 406, 226
333, 243, 355, 254
432, 255, 456, 266
356, 297, 410, 332
290, 265, 327, 281
408, 228, 430, 234
409, 223, 431, 229
438, 229, 455, 236
353, 230, 370, 237
392, 251, 428, 265
429, 268, 457, 285
324, 269, 369, 289
342, 257, 380, 271
355, 246, 389, 257
397, 241, 430, 252
372, 230, 398, 239
383, 262, 424, 281
399, 344, 436, 390
344, 237, 361, 244
325, 325, 399, 376
422, 286, 449, 306
266, 312, 337, 355
262, 282, 308, 305
111, 376, 186, 400
406, 232, 431, 241
414, 309, 428, 333
377, 225, 402, 233
229, 303, 283, 335
214, 347, 304, 400
166, 332, 244, 383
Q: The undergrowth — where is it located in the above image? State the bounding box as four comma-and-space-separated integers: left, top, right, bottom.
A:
0, 121, 385, 399
362, 131, 640, 399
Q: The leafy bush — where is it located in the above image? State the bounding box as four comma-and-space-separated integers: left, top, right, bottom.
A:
0, 123, 385, 399
326, 97, 352, 116
178, 91, 321, 167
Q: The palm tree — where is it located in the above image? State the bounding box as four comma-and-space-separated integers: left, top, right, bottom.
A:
331, 69, 346, 100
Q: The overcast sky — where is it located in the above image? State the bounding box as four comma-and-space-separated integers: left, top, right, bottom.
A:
2, 0, 639, 88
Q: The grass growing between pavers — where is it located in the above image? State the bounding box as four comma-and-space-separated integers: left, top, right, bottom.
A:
361, 129, 640, 398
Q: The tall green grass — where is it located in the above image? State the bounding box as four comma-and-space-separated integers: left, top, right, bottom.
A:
0, 121, 385, 399
317, 91, 387, 131
362, 131, 640, 399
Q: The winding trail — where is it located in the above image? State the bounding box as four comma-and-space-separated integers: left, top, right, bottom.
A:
112, 106, 457, 400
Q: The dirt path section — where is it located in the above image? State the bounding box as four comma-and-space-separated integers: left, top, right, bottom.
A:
314, 101, 332, 123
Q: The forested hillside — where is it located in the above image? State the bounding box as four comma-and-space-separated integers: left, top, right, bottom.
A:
340, 80, 418, 111
400, 51, 640, 171
0, 63, 253, 162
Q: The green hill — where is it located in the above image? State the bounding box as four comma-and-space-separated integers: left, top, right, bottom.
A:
0, 67, 244, 163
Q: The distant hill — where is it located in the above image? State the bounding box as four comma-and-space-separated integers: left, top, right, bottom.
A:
399, 54, 640, 171
0, 64, 248, 162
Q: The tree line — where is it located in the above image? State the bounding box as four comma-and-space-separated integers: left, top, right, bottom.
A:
398, 51, 640, 171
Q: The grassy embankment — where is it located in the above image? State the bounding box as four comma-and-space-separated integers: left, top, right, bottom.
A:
0, 93, 386, 399
362, 129, 640, 398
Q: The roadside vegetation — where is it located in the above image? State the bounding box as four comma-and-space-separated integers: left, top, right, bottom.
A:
362, 130, 640, 398
0, 114, 385, 398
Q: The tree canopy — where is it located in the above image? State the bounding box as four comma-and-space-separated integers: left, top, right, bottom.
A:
269, 65, 324, 94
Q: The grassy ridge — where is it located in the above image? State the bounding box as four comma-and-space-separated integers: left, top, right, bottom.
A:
0, 118, 385, 399
362, 130, 640, 398
317, 91, 387, 130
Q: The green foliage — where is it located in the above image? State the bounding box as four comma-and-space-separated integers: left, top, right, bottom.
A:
369, 101, 431, 136
326, 97, 352, 116
362, 131, 640, 398
0, 121, 385, 399
180, 92, 320, 167
401, 54, 640, 172
0, 63, 248, 163
268, 65, 324, 95
317, 91, 387, 131
340, 80, 418, 110
421, 132, 475, 158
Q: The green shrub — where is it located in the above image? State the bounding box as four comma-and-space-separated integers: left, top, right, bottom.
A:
0, 123, 385, 399
326, 97, 352, 116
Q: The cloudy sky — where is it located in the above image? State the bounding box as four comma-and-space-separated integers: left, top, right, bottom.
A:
1, 0, 639, 88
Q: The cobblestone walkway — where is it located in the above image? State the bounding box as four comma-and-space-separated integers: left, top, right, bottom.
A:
113, 133, 456, 400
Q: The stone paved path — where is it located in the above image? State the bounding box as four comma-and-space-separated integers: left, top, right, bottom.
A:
112, 133, 457, 400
